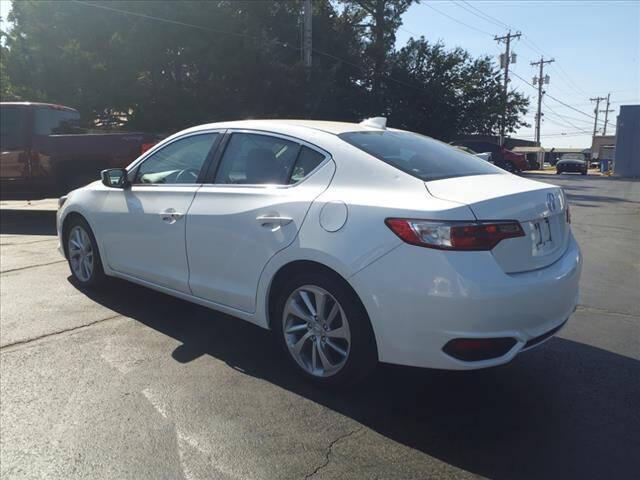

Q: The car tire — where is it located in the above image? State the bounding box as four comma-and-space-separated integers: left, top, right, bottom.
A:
273, 270, 378, 387
64, 216, 106, 288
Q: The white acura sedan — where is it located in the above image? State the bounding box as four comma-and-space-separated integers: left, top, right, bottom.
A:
57, 118, 582, 386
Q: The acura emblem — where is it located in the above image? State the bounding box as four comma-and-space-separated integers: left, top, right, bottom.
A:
547, 193, 557, 212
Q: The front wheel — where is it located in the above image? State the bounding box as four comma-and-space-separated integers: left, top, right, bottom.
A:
64, 217, 106, 288
273, 271, 377, 387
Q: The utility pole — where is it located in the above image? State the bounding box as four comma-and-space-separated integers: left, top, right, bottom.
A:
600, 93, 614, 135
530, 56, 554, 147
590, 96, 607, 137
494, 31, 521, 146
302, 0, 312, 72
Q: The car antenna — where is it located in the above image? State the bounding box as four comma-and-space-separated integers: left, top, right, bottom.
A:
359, 117, 387, 129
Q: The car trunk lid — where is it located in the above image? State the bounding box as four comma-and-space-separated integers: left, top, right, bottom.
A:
425, 174, 570, 273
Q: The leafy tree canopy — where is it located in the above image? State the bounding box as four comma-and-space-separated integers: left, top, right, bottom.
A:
2, 0, 529, 139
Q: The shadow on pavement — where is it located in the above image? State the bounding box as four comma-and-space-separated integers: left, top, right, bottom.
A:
0, 209, 57, 236
74, 277, 640, 480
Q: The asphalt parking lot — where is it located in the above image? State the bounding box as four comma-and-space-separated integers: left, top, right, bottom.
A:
1, 174, 638, 480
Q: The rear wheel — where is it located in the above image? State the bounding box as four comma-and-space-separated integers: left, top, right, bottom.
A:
273, 271, 377, 387
64, 217, 105, 288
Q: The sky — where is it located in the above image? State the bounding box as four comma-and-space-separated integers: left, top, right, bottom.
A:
1, 0, 638, 148
401, 0, 639, 148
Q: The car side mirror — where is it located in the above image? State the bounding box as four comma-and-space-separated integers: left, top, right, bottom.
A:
101, 168, 129, 189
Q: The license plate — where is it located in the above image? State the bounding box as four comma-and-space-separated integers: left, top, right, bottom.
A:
533, 218, 553, 248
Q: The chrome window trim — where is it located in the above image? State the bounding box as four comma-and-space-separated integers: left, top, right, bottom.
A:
126, 129, 226, 187
206, 128, 333, 189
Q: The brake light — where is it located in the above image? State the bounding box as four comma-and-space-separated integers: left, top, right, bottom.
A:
385, 218, 525, 251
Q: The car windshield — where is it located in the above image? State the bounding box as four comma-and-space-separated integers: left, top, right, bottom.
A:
339, 130, 502, 181
561, 153, 585, 161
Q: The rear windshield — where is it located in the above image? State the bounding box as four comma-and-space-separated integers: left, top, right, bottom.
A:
339, 130, 502, 181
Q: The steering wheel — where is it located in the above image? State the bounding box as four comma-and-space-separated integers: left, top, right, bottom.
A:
175, 168, 200, 183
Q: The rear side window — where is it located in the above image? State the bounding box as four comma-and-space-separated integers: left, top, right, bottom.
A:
0, 107, 27, 150
34, 108, 82, 135
215, 133, 301, 185
339, 130, 501, 181
289, 146, 325, 184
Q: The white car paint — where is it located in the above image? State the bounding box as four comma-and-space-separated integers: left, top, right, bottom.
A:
57, 119, 581, 370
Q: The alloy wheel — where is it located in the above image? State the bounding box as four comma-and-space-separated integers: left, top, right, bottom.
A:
68, 225, 94, 282
282, 285, 351, 377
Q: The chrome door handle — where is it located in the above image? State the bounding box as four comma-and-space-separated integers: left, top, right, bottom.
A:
160, 209, 184, 224
256, 214, 293, 227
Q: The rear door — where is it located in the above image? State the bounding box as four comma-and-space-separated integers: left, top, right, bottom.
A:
95, 131, 221, 293
186, 131, 334, 313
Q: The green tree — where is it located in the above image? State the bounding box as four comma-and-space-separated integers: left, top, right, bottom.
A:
2, 0, 528, 139
387, 37, 529, 139
340, 0, 415, 115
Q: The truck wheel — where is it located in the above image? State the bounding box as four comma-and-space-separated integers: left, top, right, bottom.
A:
501, 162, 516, 173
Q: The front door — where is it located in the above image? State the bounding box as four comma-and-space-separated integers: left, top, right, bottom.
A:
94, 131, 221, 293
186, 131, 334, 313
0, 105, 31, 195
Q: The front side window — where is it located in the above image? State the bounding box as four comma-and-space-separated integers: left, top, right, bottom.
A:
339, 130, 502, 182
135, 133, 218, 184
0, 107, 27, 149
34, 107, 82, 135
215, 133, 301, 185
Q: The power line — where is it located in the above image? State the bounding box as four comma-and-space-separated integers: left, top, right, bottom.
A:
450, 1, 588, 96
421, 2, 494, 37
543, 99, 592, 133
456, 0, 511, 30
510, 70, 600, 122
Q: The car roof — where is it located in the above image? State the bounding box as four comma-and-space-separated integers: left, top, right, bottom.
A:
184, 119, 387, 136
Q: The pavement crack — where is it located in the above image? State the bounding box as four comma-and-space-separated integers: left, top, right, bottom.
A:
304, 427, 362, 480
576, 304, 639, 319
0, 314, 122, 352
1, 259, 66, 274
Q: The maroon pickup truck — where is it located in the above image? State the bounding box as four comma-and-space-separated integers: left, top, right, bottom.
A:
0, 102, 161, 198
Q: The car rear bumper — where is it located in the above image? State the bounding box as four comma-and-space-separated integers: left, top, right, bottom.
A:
349, 233, 582, 369
557, 164, 587, 172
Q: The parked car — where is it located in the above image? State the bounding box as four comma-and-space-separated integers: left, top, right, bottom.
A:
0, 102, 161, 198
454, 141, 528, 172
58, 118, 582, 386
454, 145, 493, 163
556, 153, 588, 175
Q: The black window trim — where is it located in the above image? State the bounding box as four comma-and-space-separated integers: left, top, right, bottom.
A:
202, 128, 332, 188
127, 129, 225, 187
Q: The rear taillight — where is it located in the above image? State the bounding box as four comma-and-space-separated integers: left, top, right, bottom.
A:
385, 218, 525, 251
566, 204, 571, 224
